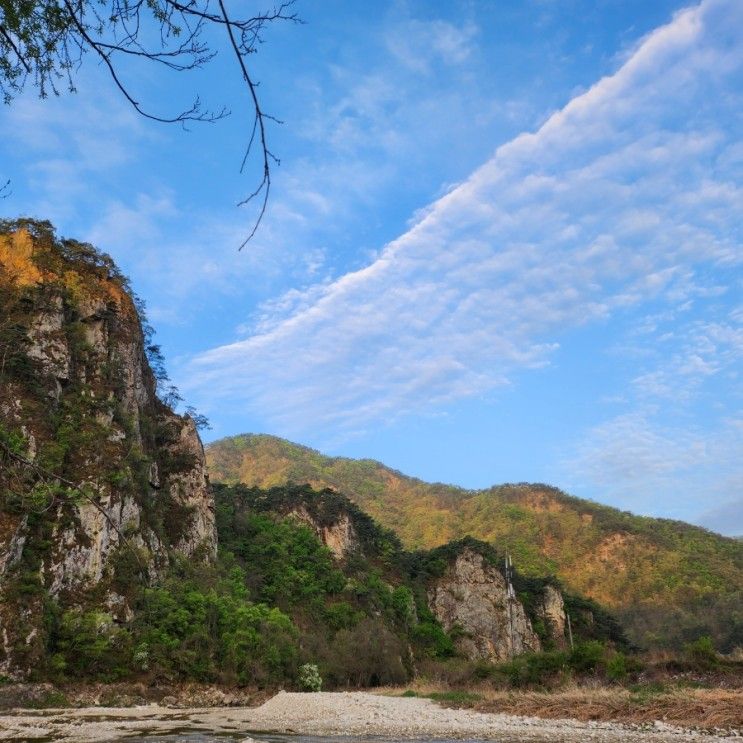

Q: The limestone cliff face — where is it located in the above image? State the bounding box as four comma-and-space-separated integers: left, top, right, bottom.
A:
287, 505, 360, 560
427, 548, 542, 662
0, 221, 216, 674
235, 484, 391, 565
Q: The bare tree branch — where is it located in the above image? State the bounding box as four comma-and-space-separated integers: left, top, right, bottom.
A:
216, 0, 273, 248
0, 0, 301, 243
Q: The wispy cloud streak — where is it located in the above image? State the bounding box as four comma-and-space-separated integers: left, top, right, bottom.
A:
186, 0, 742, 442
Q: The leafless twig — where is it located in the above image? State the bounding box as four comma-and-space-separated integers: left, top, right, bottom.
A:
0, 1, 301, 243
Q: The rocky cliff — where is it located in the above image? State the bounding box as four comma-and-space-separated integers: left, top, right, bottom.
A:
537, 584, 568, 649
274, 495, 565, 663
427, 547, 542, 662
416, 540, 577, 662
234, 482, 400, 565
217, 484, 589, 664
283, 505, 359, 561
0, 220, 216, 676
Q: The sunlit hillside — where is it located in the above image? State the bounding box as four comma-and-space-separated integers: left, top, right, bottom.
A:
207, 434, 743, 650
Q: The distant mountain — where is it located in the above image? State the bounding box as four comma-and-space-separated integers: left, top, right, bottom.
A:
206, 434, 743, 650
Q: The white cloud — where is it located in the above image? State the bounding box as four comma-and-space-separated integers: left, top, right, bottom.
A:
560, 290, 742, 525
385, 18, 479, 73
186, 0, 743, 440
628, 307, 743, 401
0, 78, 152, 224
267, 13, 507, 258
4, 90, 146, 169
562, 412, 743, 531
87, 193, 178, 248
0, 4, 531, 325
568, 412, 707, 482
0, 63, 332, 308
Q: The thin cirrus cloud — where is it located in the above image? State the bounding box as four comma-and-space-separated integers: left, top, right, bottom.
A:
562, 411, 743, 526
186, 0, 742, 442
384, 18, 479, 73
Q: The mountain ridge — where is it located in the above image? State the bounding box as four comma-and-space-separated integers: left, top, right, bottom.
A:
206, 433, 743, 650
209, 434, 734, 534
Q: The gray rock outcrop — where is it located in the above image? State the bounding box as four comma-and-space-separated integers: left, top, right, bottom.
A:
287, 505, 360, 560
427, 548, 542, 662
537, 583, 568, 648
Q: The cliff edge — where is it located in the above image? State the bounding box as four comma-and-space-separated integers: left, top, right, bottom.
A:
0, 220, 216, 676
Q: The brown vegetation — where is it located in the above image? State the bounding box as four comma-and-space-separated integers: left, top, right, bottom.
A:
384, 683, 743, 731
477, 687, 743, 730
0, 229, 45, 286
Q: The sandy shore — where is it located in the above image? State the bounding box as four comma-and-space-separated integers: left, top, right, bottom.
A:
0, 690, 740, 742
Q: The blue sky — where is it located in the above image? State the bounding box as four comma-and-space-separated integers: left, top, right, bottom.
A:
1, 0, 742, 535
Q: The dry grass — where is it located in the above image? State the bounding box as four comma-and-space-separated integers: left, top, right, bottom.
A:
380, 682, 743, 731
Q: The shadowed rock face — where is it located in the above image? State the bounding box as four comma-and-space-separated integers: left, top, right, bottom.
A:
538, 583, 568, 649
0, 223, 216, 675
287, 506, 360, 560
427, 548, 541, 662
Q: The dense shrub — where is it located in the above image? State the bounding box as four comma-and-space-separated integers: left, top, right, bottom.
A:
131, 566, 298, 685
298, 663, 323, 692
683, 636, 719, 668
49, 609, 130, 681
569, 640, 606, 673
494, 650, 569, 688
607, 654, 627, 682
43, 560, 299, 686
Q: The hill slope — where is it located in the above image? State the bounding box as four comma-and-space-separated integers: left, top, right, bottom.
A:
213, 482, 625, 684
206, 434, 743, 650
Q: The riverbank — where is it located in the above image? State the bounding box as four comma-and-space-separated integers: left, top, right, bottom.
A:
0, 690, 740, 742
381, 684, 743, 730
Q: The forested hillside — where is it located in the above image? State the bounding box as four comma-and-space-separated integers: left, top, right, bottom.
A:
207, 434, 743, 651
212, 483, 627, 685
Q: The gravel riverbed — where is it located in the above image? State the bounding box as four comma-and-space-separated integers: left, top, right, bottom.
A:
0, 690, 740, 742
